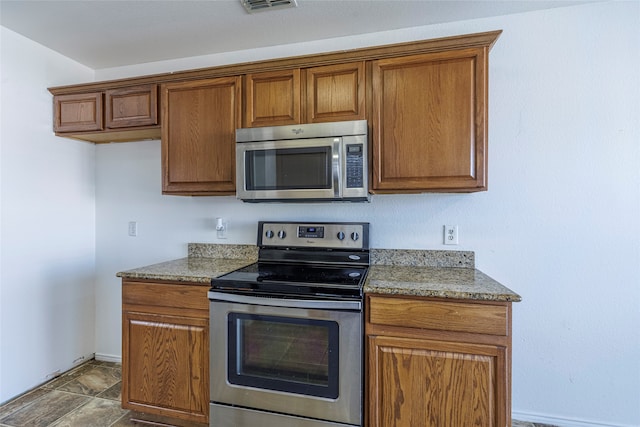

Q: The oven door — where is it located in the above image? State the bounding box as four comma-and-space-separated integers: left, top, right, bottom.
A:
209, 292, 362, 426
236, 137, 342, 201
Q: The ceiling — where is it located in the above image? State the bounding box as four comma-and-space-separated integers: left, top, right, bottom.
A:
1, 0, 592, 69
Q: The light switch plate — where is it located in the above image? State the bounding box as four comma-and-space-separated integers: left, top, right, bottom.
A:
128, 221, 137, 237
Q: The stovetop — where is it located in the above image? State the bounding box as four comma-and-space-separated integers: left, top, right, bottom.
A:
221, 262, 367, 286
211, 221, 370, 300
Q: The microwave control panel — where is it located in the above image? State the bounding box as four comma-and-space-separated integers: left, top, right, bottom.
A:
345, 144, 364, 188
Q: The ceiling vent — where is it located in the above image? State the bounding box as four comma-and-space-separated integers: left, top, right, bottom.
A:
241, 0, 298, 13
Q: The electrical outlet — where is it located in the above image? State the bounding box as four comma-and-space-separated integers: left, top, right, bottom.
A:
216, 217, 227, 239
128, 221, 137, 237
444, 225, 458, 245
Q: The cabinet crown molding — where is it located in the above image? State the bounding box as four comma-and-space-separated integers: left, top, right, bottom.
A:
48, 30, 501, 95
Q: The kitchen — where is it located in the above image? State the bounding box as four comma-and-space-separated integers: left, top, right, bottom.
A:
1, 1, 639, 427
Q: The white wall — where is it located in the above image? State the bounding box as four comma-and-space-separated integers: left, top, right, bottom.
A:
94, 3, 640, 426
0, 28, 97, 402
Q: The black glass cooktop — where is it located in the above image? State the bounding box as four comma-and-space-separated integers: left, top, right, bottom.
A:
211, 262, 368, 299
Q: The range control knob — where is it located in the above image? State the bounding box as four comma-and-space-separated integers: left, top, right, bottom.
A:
337, 231, 346, 240
265, 230, 274, 239
351, 232, 360, 241
277, 230, 287, 239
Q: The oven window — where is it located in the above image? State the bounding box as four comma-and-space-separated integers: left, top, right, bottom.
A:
245, 147, 332, 191
227, 313, 339, 399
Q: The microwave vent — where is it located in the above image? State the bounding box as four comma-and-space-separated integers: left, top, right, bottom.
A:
241, 0, 298, 13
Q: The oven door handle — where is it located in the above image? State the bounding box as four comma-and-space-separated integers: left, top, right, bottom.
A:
208, 291, 362, 311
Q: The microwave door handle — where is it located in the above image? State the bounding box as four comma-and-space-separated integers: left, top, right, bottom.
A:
332, 139, 341, 198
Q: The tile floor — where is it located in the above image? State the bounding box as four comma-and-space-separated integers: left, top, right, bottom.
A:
0, 358, 556, 427
0, 359, 135, 427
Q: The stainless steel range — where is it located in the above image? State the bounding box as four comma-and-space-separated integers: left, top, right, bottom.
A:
208, 221, 369, 427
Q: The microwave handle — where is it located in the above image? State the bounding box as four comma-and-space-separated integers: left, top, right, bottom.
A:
332, 139, 341, 198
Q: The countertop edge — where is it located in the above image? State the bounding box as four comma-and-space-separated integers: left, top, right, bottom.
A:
364, 265, 521, 302
363, 286, 522, 302
116, 256, 255, 285
117, 272, 211, 284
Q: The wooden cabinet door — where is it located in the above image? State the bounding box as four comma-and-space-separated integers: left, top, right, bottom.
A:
305, 62, 365, 123
244, 69, 301, 127
122, 310, 209, 424
105, 84, 158, 128
368, 335, 507, 427
53, 92, 103, 132
161, 77, 241, 195
371, 48, 488, 192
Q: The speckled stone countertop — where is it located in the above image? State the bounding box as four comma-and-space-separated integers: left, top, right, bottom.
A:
116, 244, 258, 284
364, 265, 520, 302
366, 248, 520, 302
116, 244, 520, 302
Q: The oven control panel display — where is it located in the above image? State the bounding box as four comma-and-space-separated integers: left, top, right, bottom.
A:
259, 222, 369, 250
298, 226, 324, 238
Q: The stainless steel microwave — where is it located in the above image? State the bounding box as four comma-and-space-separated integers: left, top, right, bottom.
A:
236, 120, 369, 202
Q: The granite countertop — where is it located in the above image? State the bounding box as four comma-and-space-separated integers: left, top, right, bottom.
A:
116, 257, 255, 284
116, 243, 521, 302
364, 265, 520, 302
116, 244, 258, 284
365, 247, 520, 302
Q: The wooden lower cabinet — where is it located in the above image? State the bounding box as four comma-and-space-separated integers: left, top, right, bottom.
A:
122, 279, 209, 426
366, 294, 512, 427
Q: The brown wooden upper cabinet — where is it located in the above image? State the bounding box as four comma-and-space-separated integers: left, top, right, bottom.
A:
244, 61, 365, 127
305, 62, 365, 123
52, 84, 160, 143
371, 48, 489, 193
244, 69, 301, 127
54, 92, 104, 133
49, 31, 501, 193
105, 85, 158, 129
161, 77, 241, 196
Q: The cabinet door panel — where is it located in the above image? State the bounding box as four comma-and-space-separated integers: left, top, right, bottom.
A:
161, 77, 241, 195
245, 69, 301, 127
368, 335, 505, 427
305, 62, 365, 123
53, 92, 103, 132
122, 311, 209, 423
372, 48, 487, 192
106, 85, 158, 128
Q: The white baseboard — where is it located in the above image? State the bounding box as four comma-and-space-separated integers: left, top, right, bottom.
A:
47, 352, 95, 380
512, 410, 636, 427
94, 353, 122, 364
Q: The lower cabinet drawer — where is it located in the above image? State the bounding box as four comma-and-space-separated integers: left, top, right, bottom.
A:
122, 280, 209, 311
367, 295, 509, 336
